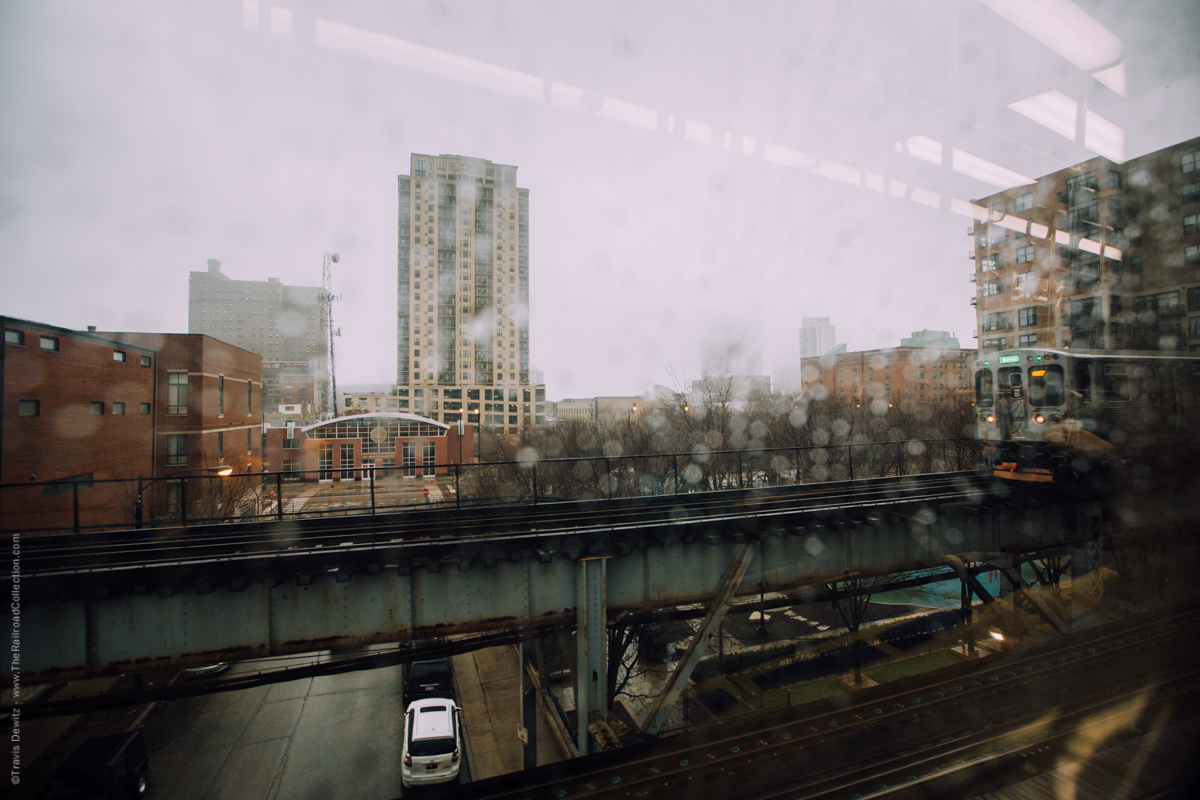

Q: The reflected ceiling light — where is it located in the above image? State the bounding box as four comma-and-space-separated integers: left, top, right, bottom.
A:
1007, 90, 1125, 162
1008, 90, 1078, 139
978, 0, 1125, 95
899, 136, 1033, 188
763, 142, 818, 171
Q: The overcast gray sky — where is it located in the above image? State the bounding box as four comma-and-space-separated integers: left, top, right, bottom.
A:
2, 0, 1198, 397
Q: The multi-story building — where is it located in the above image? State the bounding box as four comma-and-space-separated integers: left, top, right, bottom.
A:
2, 318, 263, 532
970, 136, 1200, 354
2, 318, 157, 532
97, 331, 264, 479
397, 154, 546, 434
800, 331, 975, 405
799, 317, 838, 358
188, 259, 330, 416
338, 391, 405, 415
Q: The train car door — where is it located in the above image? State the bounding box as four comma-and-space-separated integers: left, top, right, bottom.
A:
997, 366, 1026, 439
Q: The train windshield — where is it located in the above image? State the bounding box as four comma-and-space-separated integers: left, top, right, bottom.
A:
975, 369, 993, 408
1028, 365, 1064, 407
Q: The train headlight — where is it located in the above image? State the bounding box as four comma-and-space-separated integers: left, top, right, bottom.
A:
1050, 414, 1061, 423
986, 415, 995, 424
1034, 414, 1045, 424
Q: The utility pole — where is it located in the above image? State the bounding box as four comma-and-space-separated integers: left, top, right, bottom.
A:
321, 253, 341, 418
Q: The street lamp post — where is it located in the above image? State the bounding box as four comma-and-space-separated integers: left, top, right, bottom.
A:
136, 466, 234, 528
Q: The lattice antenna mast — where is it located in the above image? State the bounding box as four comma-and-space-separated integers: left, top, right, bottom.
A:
321, 253, 341, 418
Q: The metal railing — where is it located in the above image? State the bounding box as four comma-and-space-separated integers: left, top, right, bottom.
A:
0, 437, 981, 535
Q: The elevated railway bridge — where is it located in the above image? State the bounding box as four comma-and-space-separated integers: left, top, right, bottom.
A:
6, 469, 1198, 757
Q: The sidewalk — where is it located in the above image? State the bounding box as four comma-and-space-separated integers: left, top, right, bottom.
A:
451, 646, 562, 780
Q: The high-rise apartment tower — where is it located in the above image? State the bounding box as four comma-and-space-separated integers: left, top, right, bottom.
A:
398, 154, 546, 433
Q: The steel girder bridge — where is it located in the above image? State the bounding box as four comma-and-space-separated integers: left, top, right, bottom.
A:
8, 470, 1195, 755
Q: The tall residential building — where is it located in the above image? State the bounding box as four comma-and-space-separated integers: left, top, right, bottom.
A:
700, 324, 762, 377
971, 136, 1200, 354
799, 317, 838, 358
397, 154, 546, 434
188, 260, 330, 415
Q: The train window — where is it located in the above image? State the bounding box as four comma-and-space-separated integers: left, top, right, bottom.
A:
1073, 361, 1093, 403
975, 369, 994, 408
999, 367, 1023, 399
1028, 365, 1064, 407
1103, 363, 1132, 402
1193, 368, 1200, 403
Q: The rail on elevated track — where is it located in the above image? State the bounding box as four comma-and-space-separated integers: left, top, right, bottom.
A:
0, 438, 981, 534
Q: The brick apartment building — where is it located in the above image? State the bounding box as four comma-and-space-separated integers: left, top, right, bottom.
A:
2, 318, 158, 532
970, 136, 1200, 354
800, 331, 976, 405
2, 317, 264, 532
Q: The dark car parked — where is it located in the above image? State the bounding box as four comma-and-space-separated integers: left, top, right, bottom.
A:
403, 659, 454, 705
43, 730, 148, 799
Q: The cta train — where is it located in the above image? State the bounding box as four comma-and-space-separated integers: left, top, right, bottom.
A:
974, 348, 1200, 483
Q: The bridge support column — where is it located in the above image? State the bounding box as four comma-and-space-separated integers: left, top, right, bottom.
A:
640, 542, 755, 736
1071, 501, 1105, 624
575, 557, 607, 755
519, 639, 539, 770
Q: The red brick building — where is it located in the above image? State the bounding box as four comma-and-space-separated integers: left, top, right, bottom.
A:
99, 332, 264, 478
2, 317, 158, 532
2, 319, 264, 532
263, 413, 475, 479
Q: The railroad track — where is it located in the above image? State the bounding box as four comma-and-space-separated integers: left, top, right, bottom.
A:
10, 470, 1043, 580
448, 600, 1200, 800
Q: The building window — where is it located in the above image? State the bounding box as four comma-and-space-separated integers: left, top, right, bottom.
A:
168, 371, 190, 414
1018, 307, 1039, 327
43, 473, 93, 498
113, 350, 126, 363
1187, 245, 1200, 266
217, 375, 224, 415
247, 427, 253, 454
4, 329, 24, 345
1191, 317, 1200, 337
1185, 214, 1199, 236
217, 430, 224, 460
140, 355, 152, 367
1131, 256, 1143, 275
1189, 287, 1200, 311
1015, 192, 1033, 213
981, 312, 1008, 332
1185, 182, 1200, 205
1183, 150, 1199, 174
90, 401, 104, 415
40, 336, 59, 352
167, 434, 188, 466
982, 279, 1002, 296
1019, 334, 1038, 347
1128, 226, 1143, 247
1016, 245, 1035, 264
140, 402, 151, 415
283, 437, 300, 449
112, 402, 125, 415
18, 399, 38, 417
1108, 171, 1122, 190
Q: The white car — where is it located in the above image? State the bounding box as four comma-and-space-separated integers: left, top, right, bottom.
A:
401, 698, 462, 788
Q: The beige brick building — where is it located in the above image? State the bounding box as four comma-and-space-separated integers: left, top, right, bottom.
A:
970, 137, 1200, 354
398, 154, 546, 434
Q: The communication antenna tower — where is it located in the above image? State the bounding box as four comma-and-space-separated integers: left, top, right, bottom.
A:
321, 253, 341, 417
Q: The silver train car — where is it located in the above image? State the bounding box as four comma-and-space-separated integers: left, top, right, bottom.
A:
974, 348, 1200, 483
